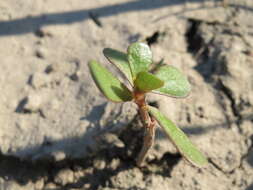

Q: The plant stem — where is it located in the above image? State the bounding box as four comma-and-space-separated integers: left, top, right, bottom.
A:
136, 111, 156, 167
134, 90, 156, 167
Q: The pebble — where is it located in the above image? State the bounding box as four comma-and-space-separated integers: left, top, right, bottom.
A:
109, 158, 120, 170
31, 72, 51, 89
35, 48, 47, 59
34, 178, 44, 190
93, 159, 106, 170
25, 93, 43, 112
44, 182, 58, 189
51, 151, 66, 162
54, 169, 75, 186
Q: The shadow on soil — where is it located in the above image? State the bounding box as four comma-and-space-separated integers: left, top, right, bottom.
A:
0, 116, 180, 189
0, 0, 228, 37
246, 185, 253, 190
0, 111, 252, 189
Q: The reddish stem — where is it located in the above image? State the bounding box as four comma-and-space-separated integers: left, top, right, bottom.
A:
134, 90, 156, 167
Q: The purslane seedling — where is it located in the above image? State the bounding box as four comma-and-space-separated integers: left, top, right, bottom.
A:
88, 42, 207, 167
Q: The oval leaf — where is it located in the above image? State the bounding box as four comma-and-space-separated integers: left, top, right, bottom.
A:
103, 48, 133, 85
134, 71, 164, 92
127, 42, 152, 80
153, 65, 191, 98
148, 106, 208, 167
89, 60, 133, 102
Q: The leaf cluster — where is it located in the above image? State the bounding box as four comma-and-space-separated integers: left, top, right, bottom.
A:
89, 42, 207, 167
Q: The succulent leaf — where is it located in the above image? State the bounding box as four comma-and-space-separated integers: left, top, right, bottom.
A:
127, 42, 152, 80
103, 48, 133, 85
134, 71, 164, 92
89, 60, 133, 102
153, 65, 191, 98
148, 106, 208, 167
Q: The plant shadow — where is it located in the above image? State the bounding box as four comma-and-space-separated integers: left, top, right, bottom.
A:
0, 111, 252, 189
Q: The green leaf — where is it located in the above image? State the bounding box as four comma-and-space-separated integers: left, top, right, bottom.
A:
148, 106, 208, 167
88, 60, 133, 102
103, 48, 133, 85
127, 42, 152, 80
153, 65, 191, 98
134, 71, 164, 92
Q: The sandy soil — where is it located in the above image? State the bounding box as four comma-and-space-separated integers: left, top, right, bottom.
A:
0, 0, 253, 189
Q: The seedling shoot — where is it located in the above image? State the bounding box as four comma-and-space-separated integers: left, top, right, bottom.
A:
89, 42, 207, 167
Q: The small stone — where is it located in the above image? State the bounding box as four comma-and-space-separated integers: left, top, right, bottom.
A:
54, 169, 74, 186
110, 168, 144, 189
35, 48, 47, 59
51, 151, 66, 161
44, 182, 58, 189
44, 64, 54, 74
1, 181, 34, 190
83, 183, 91, 189
93, 159, 106, 170
35, 28, 53, 38
99, 133, 125, 148
97, 188, 118, 190
25, 93, 43, 112
240, 120, 253, 138
74, 170, 84, 178
109, 158, 120, 170
146, 153, 156, 162
31, 72, 51, 89
69, 73, 79, 81
35, 178, 44, 190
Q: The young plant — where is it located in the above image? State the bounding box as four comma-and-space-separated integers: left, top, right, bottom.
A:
88, 42, 207, 167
